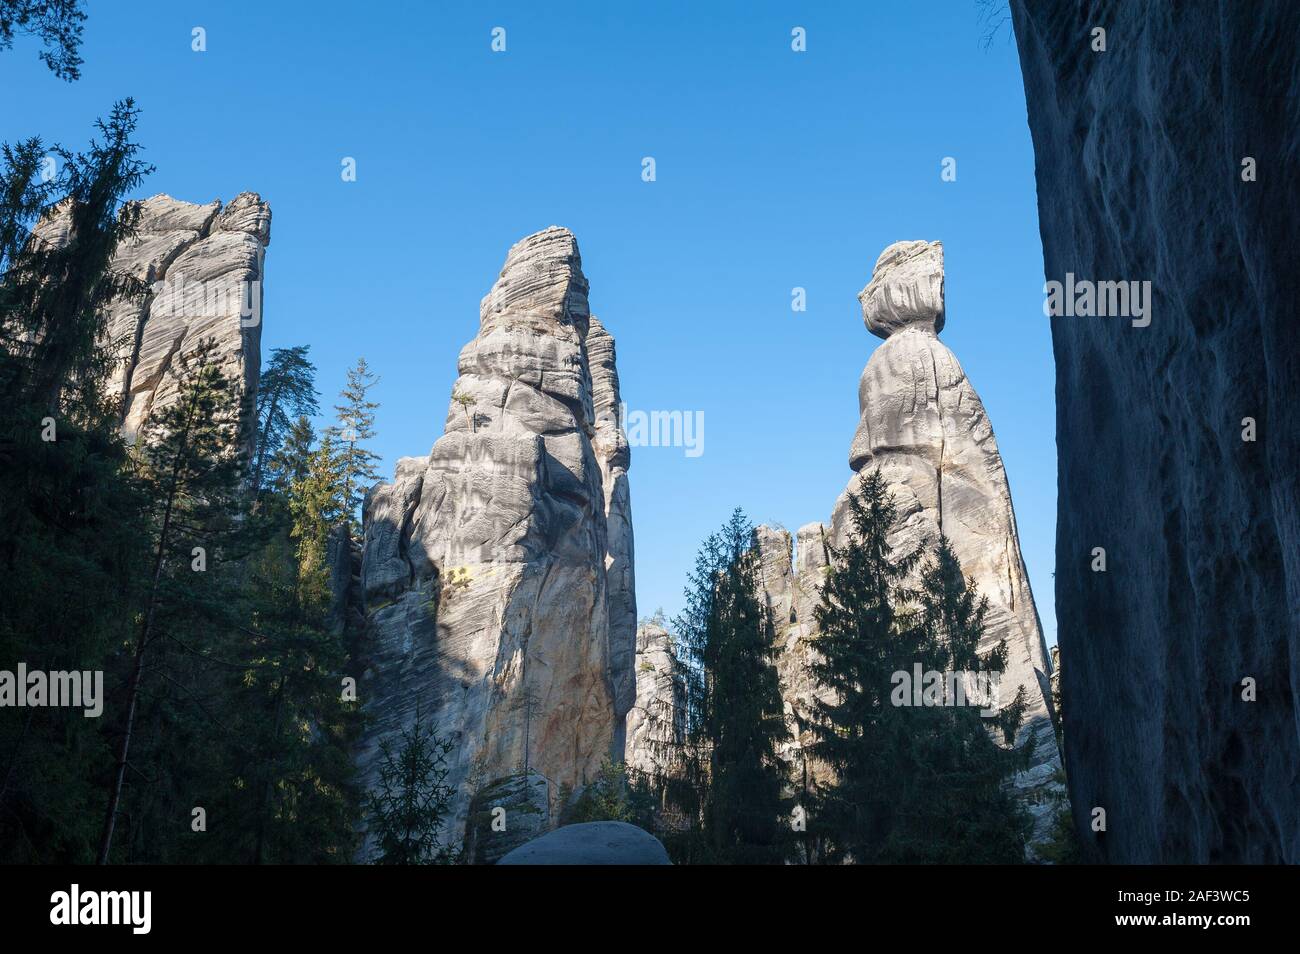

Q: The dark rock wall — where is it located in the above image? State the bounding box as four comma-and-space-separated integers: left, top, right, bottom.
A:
1011, 1, 1299, 862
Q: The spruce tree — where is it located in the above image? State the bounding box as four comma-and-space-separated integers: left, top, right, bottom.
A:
0, 105, 152, 862
806, 469, 922, 862
251, 345, 319, 495
289, 432, 348, 609
660, 508, 793, 864
808, 469, 1033, 862
325, 356, 380, 532
0, 99, 151, 416
909, 535, 1033, 861
96, 339, 245, 863
368, 713, 457, 864
0, 0, 87, 80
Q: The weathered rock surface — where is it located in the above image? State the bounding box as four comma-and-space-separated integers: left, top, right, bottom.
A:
623, 621, 685, 777
858, 240, 945, 339
758, 240, 1063, 850
356, 227, 635, 857
1011, 0, 1300, 863
753, 524, 833, 790
587, 316, 638, 743
497, 821, 671, 865
463, 770, 551, 865
30, 193, 268, 443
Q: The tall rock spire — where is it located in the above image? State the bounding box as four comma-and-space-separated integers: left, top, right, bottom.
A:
357, 227, 634, 856
756, 239, 1064, 853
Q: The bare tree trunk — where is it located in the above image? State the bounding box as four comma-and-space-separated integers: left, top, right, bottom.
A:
250, 388, 279, 495
252, 673, 288, 864
96, 389, 197, 864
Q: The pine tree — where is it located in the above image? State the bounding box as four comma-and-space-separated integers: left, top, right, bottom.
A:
659, 508, 793, 864
368, 713, 457, 864
0, 105, 152, 863
289, 432, 348, 610
806, 468, 924, 862
562, 758, 656, 831
0, 99, 152, 417
325, 357, 380, 532
908, 535, 1033, 861
260, 413, 315, 500
97, 338, 245, 863
808, 469, 1033, 862
0, 1, 88, 80
251, 345, 319, 495
0, 105, 363, 865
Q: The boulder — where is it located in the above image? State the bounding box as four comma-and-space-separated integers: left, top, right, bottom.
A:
497, 821, 671, 865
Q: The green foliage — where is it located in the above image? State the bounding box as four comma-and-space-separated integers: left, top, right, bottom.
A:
251, 345, 319, 495
0, 106, 362, 864
561, 759, 656, 831
808, 469, 1032, 863
288, 432, 347, 611
656, 508, 793, 864
368, 713, 457, 864
0, 99, 152, 417
0, 103, 151, 862
1037, 769, 1083, 864
0, 0, 86, 80
325, 357, 380, 532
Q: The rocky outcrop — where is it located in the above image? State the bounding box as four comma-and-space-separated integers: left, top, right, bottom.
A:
753, 523, 832, 791
623, 621, 685, 777
758, 240, 1063, 849
356, 227, 635, 856
1011, 1, 1300, 863
587, 317, 638, 745
462, 770, 551, 865
497, 821, 671, 865
30, 193, 269, 444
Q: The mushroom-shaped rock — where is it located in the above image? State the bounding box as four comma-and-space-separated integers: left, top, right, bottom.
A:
858, 239, 945, 339
496, 821, 671, 865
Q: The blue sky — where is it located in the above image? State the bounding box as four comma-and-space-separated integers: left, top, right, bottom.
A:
2, 1, 1058, 644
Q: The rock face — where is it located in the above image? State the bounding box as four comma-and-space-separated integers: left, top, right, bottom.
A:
1011, 1, 1300, 863
31, 193, 269, 443
462, 770, 551, 865
497, 821, 671, 865
752, 523, 833, 791
758, 240, 1063, 849
356, 227, 635, 856
623, 621, 685, 777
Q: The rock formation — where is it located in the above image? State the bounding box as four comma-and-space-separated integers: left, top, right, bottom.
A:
623, 621, 685, 777
462, 770, 551, 865
757, 240, 1064, 849
356, 226, 636, 856
496, 820, 672, 865
752, 523, 832, 789
1011, 0, 1300, 862
31, 193, 269, 443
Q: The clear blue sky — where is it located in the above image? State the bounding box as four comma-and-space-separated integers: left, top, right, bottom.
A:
2, 1, 1058, 645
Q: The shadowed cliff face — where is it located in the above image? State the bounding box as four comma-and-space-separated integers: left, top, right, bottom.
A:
1012, 1, 1300, 863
